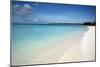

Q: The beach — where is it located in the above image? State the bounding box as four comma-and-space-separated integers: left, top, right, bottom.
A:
12, 25, 95, 66
59, 26, 95, 62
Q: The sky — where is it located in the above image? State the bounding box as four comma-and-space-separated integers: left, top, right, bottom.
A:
12, 1, 96, 24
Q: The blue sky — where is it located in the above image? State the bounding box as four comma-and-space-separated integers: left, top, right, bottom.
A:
12, 1, 96, 24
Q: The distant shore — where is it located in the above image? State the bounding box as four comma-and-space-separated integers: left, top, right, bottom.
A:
12, 23, 96, 26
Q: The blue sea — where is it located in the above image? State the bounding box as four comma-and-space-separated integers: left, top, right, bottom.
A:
11, 24, 88, 65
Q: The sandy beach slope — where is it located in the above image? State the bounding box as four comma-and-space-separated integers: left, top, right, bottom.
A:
59, 26, 95, 62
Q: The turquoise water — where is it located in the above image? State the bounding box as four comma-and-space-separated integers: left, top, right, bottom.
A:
12, 25, 88, 48
11, 24, 88, 65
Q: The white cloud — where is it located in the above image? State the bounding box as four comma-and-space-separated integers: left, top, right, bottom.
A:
12, 4, 35, 23
13, 4, 33, 15
23, 4, 32, 9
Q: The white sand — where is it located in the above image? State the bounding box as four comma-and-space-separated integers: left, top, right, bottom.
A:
59, 26, 95, 62
81, 26, 95, 61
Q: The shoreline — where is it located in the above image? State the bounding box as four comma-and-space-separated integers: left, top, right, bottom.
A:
59, 26, 95, 62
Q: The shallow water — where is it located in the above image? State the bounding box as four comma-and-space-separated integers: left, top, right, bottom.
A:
11, 24, 88, 65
